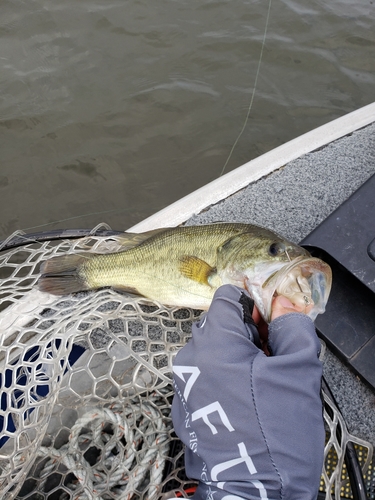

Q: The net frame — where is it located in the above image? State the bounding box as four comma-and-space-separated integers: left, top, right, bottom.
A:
0, 226, 373, 500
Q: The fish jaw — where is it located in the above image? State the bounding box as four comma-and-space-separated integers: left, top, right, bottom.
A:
242, 257, 332, 323
217, 259, 292, 316
223, 261, 289, 320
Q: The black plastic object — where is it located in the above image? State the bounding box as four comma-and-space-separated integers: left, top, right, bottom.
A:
301, 173, 375, 390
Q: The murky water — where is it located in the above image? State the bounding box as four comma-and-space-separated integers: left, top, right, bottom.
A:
0, 0, 374, 238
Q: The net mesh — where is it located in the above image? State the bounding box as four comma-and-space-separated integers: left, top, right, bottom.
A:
0, 225, 373, 500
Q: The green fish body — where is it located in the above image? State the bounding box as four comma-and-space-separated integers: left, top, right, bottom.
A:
39, 223, 311, 310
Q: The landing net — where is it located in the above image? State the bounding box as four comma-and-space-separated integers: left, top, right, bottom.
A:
0, 225, 373, 499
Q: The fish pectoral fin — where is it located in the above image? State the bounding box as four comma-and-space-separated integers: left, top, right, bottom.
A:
179, 255, 215, 285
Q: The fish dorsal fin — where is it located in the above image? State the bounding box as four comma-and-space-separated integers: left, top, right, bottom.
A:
179, 256, 214, 285
116, 228, 172, 249
87, 227, 173, 253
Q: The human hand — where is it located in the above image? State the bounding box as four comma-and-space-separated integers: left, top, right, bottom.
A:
271, 294, 314, 321
251, 295, 313, 355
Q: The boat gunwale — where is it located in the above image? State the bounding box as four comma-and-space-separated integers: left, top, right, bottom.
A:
129, 102, 375, 233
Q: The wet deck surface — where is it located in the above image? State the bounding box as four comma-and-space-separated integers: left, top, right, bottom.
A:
187, 122, 375, 446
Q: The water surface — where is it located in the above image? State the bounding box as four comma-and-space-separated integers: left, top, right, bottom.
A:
0, 0, 374, 238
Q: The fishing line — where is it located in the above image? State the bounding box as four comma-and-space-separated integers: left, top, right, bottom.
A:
21, 209, 125, 232
285, 248, 291, 262
13, 201, 161, 249
3, 205, 154, 251
219, 0, 272, 177
0, 228, 123, 252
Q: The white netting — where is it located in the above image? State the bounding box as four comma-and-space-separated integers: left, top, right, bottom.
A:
0, 225, 373, 499
321, 386, 373, 499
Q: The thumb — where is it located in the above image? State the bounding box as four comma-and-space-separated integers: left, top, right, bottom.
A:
271, 295, 307, 320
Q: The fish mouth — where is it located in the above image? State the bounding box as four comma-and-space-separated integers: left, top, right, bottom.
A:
245, 256, 332, 323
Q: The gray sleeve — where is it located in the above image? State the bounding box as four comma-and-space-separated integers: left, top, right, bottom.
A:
195, 284, 261, 349
171, 285, 324, 500
251, 313, 325, 499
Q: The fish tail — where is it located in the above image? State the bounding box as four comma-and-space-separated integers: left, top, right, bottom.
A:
38, 253, 91, 295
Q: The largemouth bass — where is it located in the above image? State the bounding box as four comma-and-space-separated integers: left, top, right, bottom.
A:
38, 223, 332, 322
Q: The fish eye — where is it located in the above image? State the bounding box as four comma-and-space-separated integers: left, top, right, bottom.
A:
268, 242, 285, 257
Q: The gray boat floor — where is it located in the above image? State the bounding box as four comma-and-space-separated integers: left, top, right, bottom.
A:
187, 121, 375, 446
